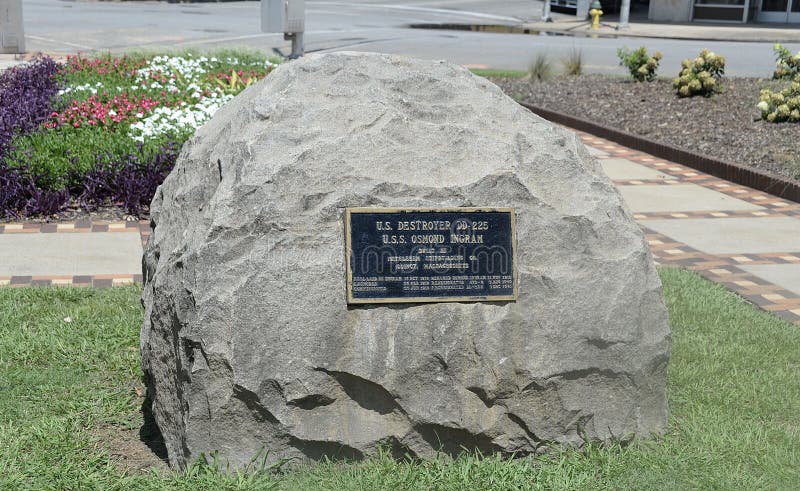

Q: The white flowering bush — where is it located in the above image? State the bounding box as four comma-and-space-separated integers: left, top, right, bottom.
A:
135, 54, 278, 93
757, 75, 800, 123
673, 49, 725, 97
136, 55, 211, 84
130, 90, 234, 141
57, 82, 104, 96
123, 53, 279, 140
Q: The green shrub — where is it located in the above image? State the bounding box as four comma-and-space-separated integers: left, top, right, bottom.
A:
757, 75, 800, 123
673, 49, 725, 97
4, 126, 174, 189
772, 43, 800, 80
617, 46, 662, 82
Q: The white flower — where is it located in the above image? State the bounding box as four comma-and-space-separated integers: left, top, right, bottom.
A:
757, 101, 770, 113
135, 55, 210, 86
129, 91, 234, 142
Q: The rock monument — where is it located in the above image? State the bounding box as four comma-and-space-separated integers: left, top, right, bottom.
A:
140, 51, 671, 470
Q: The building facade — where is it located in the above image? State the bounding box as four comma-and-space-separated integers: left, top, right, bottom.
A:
649, 0, 800, 23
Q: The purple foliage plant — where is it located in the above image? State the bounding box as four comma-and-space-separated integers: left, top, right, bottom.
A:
79, 142, 180, 216
0, 56, 68, 218
0, 163, 69, 219
0, 57, 62, 160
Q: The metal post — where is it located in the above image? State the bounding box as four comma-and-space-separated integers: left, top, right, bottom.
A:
541, 0, 552, 22
262, 0, 305, 59
576, 0, 590, 20
0, 0, 25, 54
287, 32, 304, 59
618, 0, 631, 28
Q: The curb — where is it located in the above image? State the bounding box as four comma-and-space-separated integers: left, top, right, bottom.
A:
520, 102, 800, 204
408, 23, 800, 44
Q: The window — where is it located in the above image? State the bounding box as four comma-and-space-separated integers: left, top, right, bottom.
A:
693, 0, 749, 22
761, 0, 788, 11
695, 0, 746, 4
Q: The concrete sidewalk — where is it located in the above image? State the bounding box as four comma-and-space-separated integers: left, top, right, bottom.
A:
1, 134, 798, 325
0, 54, 35, 71
0, 221, 148, 287
523, 18, 800, 43
583, 132, 800, 325
0, 53, 67, 71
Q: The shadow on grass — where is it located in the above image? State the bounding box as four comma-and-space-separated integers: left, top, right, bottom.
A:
139, 394, 169, 465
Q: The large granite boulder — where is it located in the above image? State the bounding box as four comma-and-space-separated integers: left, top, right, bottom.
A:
141, 52, 671, 470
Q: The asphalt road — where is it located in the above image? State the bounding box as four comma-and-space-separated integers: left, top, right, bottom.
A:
22, 0, 800, 76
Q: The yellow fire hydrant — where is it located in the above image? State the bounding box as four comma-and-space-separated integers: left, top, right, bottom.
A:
589, 0, 603, 30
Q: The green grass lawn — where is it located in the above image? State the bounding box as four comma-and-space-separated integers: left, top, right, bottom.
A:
469, 68, 527, 79
1, 268, 798, 490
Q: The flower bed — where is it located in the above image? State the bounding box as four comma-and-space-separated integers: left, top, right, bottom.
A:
0, 51, 279, 219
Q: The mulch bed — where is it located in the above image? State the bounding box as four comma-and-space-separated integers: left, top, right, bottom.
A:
493, 75, 800, 183
9, 201, 141, 223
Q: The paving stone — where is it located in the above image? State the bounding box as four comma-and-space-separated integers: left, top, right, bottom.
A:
617, 184, 764, 213
600, 158, 671, 180
644, 217, 800, 254
0, 232, 142, 276
587, 146, 608, 157
738, 263, 800, 296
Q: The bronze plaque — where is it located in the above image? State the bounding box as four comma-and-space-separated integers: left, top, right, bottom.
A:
345, 207, 517, 304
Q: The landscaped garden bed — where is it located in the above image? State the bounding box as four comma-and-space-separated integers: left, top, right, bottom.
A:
492, 74, 800, 182
3, 49, 799, 221
0, 51, 279, 221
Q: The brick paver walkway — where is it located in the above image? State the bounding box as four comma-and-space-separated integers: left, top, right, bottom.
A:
579, 131, 800, 326
0, 220, 148, 287
1, 132, 799, 325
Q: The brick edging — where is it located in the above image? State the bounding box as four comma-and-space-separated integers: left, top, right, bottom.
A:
0, 219, 151, 247
520, 102, 800, 204
0, 275, 143, 288
0, 220, 144, 233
